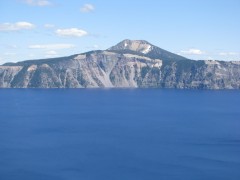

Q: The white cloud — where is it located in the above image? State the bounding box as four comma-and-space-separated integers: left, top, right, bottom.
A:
0, 22, 35, 31
22, 0, 51, 6
92, 45, 99, 49
219, 52, 227, 56
44, 24, 55, 28
207, 57, 214, 60
28, 53, 36, 58
4, 44, 18, 49
80, 4, 95, 13
56, 28, 88, 37
181, 49, 205, 55
4, 52, 16, 56
46, 50, 57, 55
45, 50, 58, 58
28, 44, 75, 49
86, 45, 100, 49
219, 52, 239, 56
229, 52, 238, 55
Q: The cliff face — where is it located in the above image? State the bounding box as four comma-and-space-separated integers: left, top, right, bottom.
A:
0, 40, 240, 89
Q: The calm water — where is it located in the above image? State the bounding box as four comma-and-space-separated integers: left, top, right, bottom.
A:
0, 89, 240, 180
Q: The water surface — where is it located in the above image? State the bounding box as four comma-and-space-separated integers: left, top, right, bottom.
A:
0, 89, 240, 180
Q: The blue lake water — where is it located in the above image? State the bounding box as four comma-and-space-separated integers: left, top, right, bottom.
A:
0, 89, 240, 180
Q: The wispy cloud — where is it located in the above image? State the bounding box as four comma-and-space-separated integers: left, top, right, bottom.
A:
4, 44, 18, 49
45, 50, 58, 58
56, 28, 88, 37
28, 44, 75, 49
21, 0, 52, 7
85, 45, 100, 49
219, 52, 239, 56
180, 49, 205, 55
80, 4, 95, 13
4, 52, 16, 56
46, 50, 57, 55
44, 24, 55, 28
28, 53, 36, 58
0, 22, 35, 31
206, 56, 214, 60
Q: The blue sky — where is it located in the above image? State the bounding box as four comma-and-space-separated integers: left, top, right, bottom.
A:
0, 0, 240, 63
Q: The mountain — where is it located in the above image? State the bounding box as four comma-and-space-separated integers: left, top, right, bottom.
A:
0, 40, 240, 89
108, 39, 188, 61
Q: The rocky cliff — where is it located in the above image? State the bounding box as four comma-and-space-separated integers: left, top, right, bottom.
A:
0, 40, 240, 89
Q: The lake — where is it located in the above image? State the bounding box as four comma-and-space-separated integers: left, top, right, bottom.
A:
0, 89, 240, 180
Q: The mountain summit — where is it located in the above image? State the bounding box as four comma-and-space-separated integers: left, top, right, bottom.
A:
108, 39, 153, 54
108, 39, 188, 61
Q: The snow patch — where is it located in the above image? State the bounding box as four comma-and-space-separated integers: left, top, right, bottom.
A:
141, 45, 152, 54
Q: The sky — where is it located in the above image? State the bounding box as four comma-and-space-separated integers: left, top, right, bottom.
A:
0, 0, 240, 64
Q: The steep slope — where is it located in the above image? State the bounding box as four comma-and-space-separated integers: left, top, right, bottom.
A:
0, 40, 240, 89
108, 39, 188, 61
